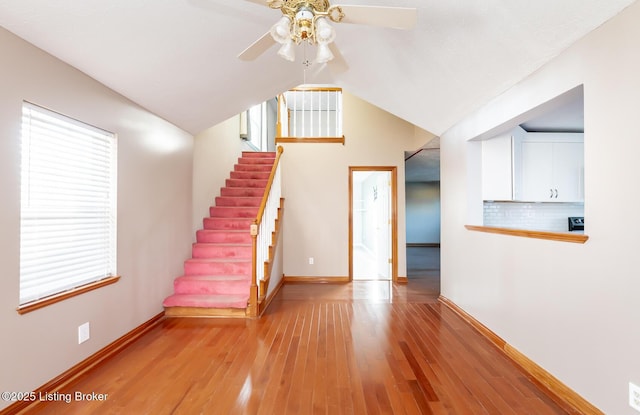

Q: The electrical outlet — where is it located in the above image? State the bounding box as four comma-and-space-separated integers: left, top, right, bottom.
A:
308, 257, 314, 265
630, 382, 640, 412
78, 322, 90, 344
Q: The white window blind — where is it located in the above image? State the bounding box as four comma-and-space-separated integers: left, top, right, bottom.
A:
20, 102, 117, 305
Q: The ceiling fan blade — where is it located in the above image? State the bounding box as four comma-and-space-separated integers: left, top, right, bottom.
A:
335, 5, 417, 30
328, 43, 348, 74
238, 32, 276, 61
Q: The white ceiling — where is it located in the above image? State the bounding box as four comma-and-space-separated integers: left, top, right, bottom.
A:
0, 0, 635, 136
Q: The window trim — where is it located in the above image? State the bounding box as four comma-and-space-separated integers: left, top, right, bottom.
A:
16, 276, 120, 315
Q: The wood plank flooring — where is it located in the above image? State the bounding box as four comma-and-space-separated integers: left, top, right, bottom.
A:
28, 248, 568, 414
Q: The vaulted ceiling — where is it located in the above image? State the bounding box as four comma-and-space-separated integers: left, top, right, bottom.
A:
0, 0, 635, 136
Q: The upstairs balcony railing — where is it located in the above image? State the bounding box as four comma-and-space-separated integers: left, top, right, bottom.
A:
276, 87, 344, 144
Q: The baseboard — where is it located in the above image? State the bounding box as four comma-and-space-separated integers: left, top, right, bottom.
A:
259, 275, 285, 316
438, 296, 603, 415
407, 243, 440, 248
284, 275, 350, 284
396, 276, 408, 284
0, 312, 165, 415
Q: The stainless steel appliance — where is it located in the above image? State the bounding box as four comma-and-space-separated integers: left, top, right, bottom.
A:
568, 216, 584, 231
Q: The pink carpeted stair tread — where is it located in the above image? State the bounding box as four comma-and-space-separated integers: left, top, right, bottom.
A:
234, 163, 273, 172
192, 243, 252, 259
196, 229, 251, 244
174, 275, 250, 295
209, 206, 259, 218
215, 196, 262, 207
203, 217, 253, 230
230, 171, 271, 180
225, 178, 268, 188
237, 157, 275, 165
220, 187, 266, 197
184, 258, 252, 276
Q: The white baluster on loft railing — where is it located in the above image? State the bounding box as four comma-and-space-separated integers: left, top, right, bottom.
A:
248, 146, 283, 317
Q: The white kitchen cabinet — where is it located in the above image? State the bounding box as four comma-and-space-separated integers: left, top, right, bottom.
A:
518, 133, 584, 202
481, 126, 526, 201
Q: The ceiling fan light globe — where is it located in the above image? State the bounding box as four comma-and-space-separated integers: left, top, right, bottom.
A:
278, 40, 296, 61
315, 17, 336, 43
270, 16, 292, 44
315, 42, 334, 64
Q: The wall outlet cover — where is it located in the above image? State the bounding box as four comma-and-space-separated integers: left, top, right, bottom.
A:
78, 322, 90, 344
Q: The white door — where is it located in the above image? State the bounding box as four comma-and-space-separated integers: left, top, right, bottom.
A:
352, 170, 392, 280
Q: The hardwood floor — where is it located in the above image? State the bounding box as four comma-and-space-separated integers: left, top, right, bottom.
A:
27, 249, 568, 414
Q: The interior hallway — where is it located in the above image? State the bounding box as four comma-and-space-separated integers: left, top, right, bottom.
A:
26, 246, 570, 415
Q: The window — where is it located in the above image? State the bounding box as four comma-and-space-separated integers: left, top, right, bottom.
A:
243, 98, 277, 151
276, 87, 344, 144
19, 102, 117, 309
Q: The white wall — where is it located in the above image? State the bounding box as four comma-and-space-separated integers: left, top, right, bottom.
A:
192, 116, 245, 234
440, 2, 640, 414
281, 92, 422, 279
0, 28, 193, 409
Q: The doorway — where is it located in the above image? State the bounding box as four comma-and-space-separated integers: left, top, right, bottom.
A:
349, 167, 397, 282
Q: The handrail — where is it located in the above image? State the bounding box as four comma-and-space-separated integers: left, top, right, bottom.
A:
254, 146, 284, 228
248, 146, 284, 317
405, 148, 424, 161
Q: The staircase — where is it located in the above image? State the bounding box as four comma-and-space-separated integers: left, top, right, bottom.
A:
163, 151, 276, 317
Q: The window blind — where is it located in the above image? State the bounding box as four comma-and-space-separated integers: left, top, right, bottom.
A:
20, 102, 117, 305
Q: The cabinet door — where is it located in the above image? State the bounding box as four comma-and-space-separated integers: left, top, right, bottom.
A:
482, 133, 513, 200
553, 142, 584, 202
520, 142, 554, 201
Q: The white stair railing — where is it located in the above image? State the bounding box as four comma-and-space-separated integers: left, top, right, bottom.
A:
248, 146, 283, 317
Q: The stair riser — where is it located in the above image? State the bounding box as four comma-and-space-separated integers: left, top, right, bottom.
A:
184, 261, 251, 276
215, 197, 262, 207
242, 152, 276, 158
174, 279, 250, 295
163, 295, 249, 309
230, 171, 271, 180
234, 164, 273, 172
209, 206, 259, 218
220, 187, 266, 197
196, 230, 251, 244
203, 218, 253, 230
192, 244, 252, 259
226, 179, 268, 188
237, 158, 275, 165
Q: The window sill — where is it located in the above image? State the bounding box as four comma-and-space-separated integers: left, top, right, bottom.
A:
276, 136, 345, 144
17, 276, 121, 315
465, 225, 588, 244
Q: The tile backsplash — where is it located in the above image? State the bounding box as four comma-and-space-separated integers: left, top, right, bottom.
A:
483, 202, 584, 232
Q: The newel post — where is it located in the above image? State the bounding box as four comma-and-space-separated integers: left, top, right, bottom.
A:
247, 220, 259, 317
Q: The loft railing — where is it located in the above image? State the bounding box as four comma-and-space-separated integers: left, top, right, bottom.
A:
276, 87, 345, 144
248, 146, 284, 317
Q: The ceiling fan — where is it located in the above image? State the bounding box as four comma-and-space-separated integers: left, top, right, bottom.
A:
238, 0, 417, 66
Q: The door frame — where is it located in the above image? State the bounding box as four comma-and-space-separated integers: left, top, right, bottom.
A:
348, 166, 398, 282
